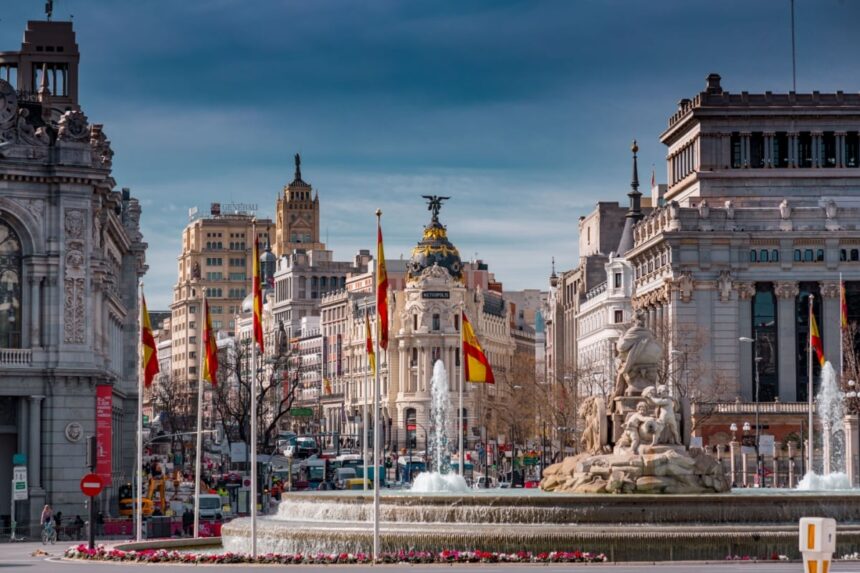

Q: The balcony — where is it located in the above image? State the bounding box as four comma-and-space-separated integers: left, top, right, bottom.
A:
0, 348, 33, 366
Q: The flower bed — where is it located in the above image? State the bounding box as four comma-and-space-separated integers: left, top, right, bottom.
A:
65, 544, 607, 565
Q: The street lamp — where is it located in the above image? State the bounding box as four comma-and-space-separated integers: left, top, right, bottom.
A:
847, 380, 858, 400
739, 336, 763, 486
729, 422, 738, 441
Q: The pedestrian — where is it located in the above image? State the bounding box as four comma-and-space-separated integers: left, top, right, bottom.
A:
73, 515, 85, 539
54, 511, 63, 539
182, 507, 193, 536
96, 511, 104, 536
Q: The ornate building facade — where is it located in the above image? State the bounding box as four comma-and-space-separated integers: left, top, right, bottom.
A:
548, 75, 860, 475
0, 19, 147, 528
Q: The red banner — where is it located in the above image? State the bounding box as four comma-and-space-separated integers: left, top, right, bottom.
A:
95, 385, 113, 484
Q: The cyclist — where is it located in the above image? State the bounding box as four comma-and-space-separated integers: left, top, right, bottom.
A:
40, 505, 56, 544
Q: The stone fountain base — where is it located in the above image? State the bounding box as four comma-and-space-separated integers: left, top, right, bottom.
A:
541, 446, 730, 494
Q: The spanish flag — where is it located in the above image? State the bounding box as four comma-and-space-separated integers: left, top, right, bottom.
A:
842, 280, 849, 329
376, 219, 389, 350
810, 310, 825, 368
365, 313, 376, 375
203, 299, 218, 385
462, 312, 495, 384
323, 378, 332, 395
252, 235, 264, 353
141, 292, 159, 387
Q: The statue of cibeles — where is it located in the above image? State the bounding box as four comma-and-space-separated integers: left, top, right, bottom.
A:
609, 310, 662, 405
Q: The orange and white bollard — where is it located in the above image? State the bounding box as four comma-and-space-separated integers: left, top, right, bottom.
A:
799, 517, 836, 573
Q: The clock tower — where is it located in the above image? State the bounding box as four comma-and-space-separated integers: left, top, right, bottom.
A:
274, 154, 325, 256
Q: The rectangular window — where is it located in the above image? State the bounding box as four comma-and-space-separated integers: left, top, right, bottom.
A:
614, 272, 622, 289
773, 132, 789, 167
432, 313, 441, 331
229, 272, 246, 281
798, 132, 813, 168
731, 133, 742, 168
614, 310, 624, 323
206, 272, 223, 280
749, 132, 765, 168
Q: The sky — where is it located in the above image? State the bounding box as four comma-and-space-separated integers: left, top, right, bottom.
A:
3, 0, 860, 309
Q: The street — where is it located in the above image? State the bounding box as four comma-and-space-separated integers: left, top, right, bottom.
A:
0, 542, 858, 572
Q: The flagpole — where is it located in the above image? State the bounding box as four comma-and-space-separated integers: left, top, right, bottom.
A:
136, 282, 144, 542
194, 293, 205, 538
363, 316, 369, 492
808, 294, 814, 475
250, 223, 258, 559
373, 210, 382, 563
458, 308, 465, 477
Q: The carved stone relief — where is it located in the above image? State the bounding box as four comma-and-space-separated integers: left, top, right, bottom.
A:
820, 281, 840, 299
717, 270, 733, 302
774, 281, 799, 300
64, 208, 86, 344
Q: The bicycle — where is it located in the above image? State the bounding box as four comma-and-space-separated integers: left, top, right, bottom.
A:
41, 521, 57, 545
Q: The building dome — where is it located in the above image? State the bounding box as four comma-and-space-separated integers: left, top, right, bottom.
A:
406, 196, 464, 283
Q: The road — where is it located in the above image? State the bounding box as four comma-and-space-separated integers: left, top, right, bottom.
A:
0, 542, 857, 572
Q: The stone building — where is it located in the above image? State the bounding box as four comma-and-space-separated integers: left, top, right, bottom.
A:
170, 207, 271, 424
273, 155, 325, 256
549, 75, 860, 478
0, 19, 147, 528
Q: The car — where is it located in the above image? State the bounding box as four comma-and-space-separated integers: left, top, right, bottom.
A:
197, 494, 225, 520
497, 481, 512, 489
334, 467, 357, 489
472, 476, 498, 489
524, 480, 540, 489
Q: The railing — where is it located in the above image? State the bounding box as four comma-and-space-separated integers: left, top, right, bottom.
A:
584, 282, 607, 300
694, 401, 813, 415
0, 348, 32, 366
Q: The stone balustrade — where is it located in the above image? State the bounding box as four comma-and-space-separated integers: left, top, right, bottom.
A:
0, 348, 32, 366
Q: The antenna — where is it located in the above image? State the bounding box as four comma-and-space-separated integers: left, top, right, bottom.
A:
45, 0, 53, 21
790, 0, 797, 92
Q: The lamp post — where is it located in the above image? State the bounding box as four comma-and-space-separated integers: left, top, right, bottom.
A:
739, 336, 763, 486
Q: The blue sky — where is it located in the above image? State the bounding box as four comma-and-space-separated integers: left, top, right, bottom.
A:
3, 0, 860, 308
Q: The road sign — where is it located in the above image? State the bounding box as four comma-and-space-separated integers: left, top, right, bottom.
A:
290, 407, 314, 418
12, 466, 27, 501
80, 473, 104, 497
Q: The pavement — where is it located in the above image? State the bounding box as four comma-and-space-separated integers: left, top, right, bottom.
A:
0, 541, 857, 571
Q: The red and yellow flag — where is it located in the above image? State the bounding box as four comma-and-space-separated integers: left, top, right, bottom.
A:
323, 378, 332, 395
252, 234, 264, 353
376, 220, 389, 350
842, 280, 849, 329
365, 313, 376, 375
203, 298, 218, 385
141, 293, 159, 387
810, 310, 826, 368
462, 312, 495, 384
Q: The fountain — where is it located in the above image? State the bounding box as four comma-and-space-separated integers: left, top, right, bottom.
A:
133, 319, 860, 560
797, 361, 852, 490
410, 360, 469, 493
541, 310, 729, 494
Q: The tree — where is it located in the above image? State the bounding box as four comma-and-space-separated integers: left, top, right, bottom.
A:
150, 374, 195, 436
211, 337, 301, 454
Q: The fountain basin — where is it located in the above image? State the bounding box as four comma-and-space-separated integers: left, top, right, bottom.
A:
220, 489, 860, 560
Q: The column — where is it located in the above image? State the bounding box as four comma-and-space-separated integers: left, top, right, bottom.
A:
741, 132, 751, 167
737, 283, 755, 401
729, 440, 739, 487
836, 132, 847, 168
788, 133, 798, 167
763, 133, 774, 167
28, 396, 43, 489
16, 397, 28, 455
845, 415, 859, 487
656, 305, 664, 336
812, 132, 823, 168
29, 276, 40, 347
775, 282, 799, 402
820, 281, 841, 367
398, 345, 406, 396
648, 306, 657, 330
416, 343, 423, 393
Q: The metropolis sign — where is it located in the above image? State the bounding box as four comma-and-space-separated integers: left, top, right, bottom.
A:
422, 291, 450, 299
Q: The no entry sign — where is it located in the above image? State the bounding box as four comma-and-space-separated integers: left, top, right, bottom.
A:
80, 473, 103, 497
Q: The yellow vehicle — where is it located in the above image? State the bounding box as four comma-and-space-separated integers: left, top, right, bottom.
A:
344, 478, 372, 490
119, 497, 154, 517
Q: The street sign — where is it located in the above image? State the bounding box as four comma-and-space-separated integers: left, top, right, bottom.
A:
12, 466, 27, 501
290, 407, 314, 418
80, 473, 104, 497
759, 434, 775, 451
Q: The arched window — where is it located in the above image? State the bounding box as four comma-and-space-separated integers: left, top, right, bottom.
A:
0, 220, 22, 348
749, 250, 757, 262
853, 249, 860, 262
772, 249, 779, 262
759, 249, 769, 262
